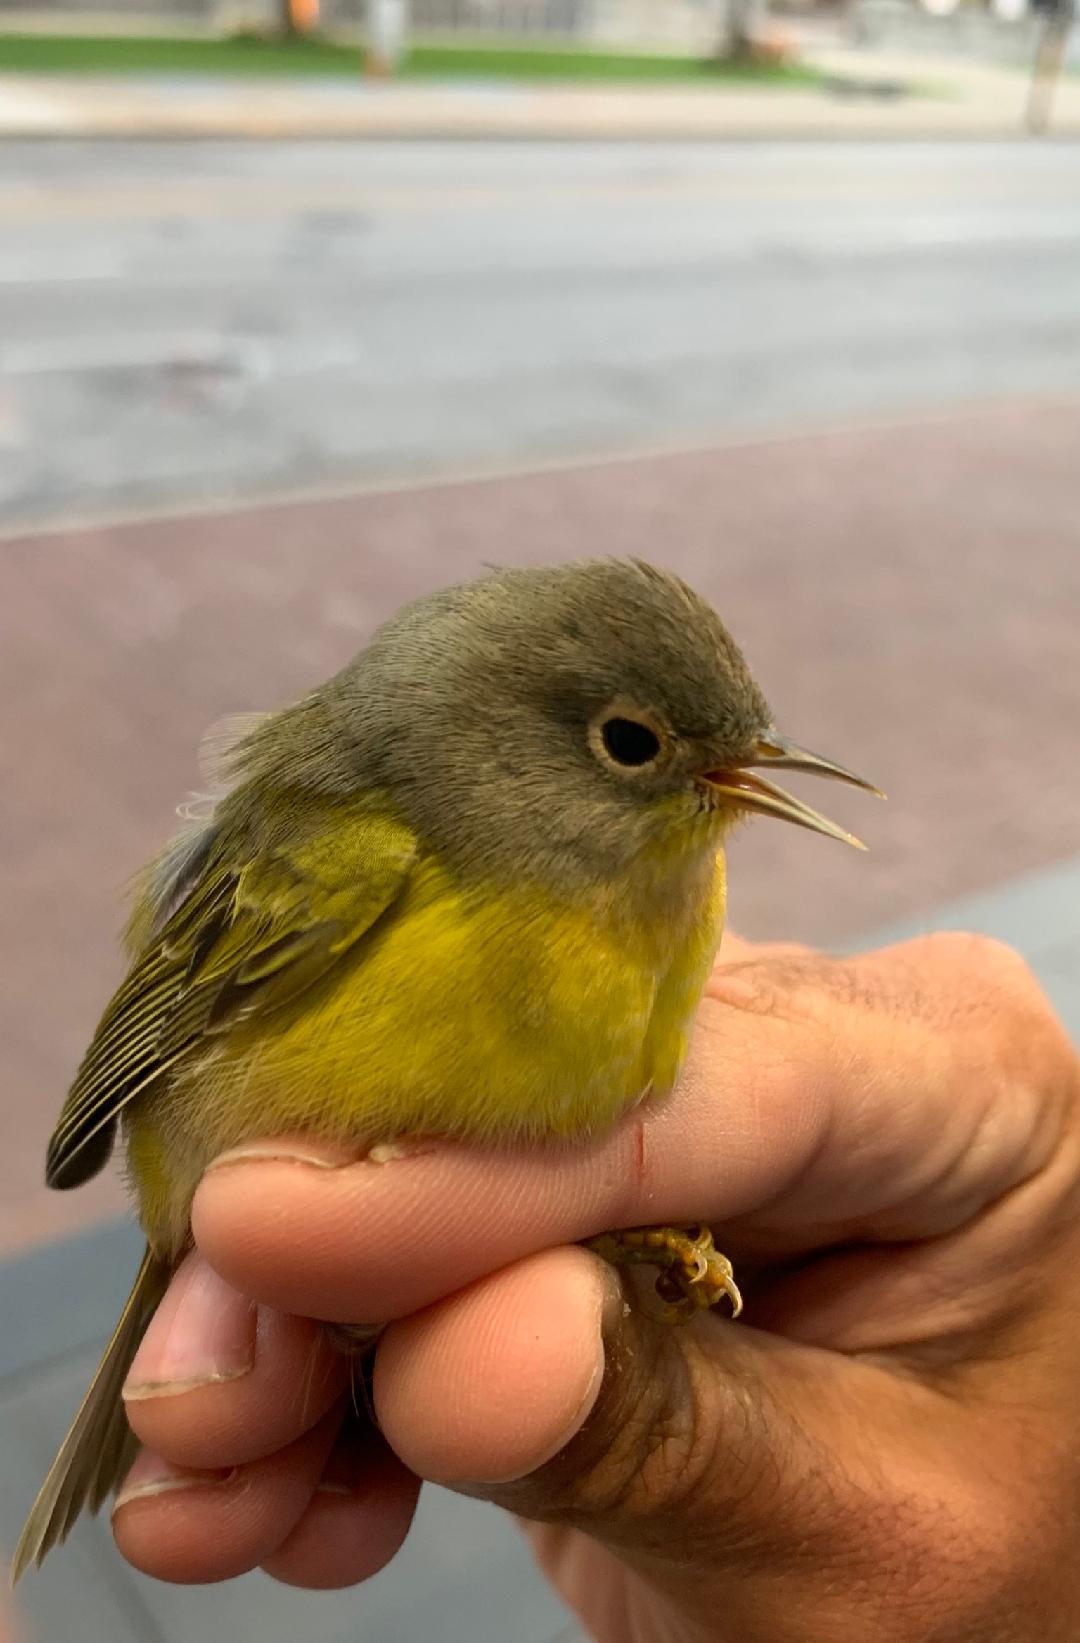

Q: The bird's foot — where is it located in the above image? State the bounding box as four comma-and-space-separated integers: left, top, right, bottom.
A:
585, 1223, 742, 1323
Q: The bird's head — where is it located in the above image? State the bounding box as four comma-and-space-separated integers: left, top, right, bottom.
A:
324, 558, 879, 892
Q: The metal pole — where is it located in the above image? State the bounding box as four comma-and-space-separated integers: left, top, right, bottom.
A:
1027, 0, 1075, 133
366, 0, 409, 74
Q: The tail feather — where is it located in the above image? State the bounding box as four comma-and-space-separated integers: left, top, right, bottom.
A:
10, 1247, 169, 1583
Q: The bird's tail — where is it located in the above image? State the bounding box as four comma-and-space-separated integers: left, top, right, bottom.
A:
10, 1245, 170, 1583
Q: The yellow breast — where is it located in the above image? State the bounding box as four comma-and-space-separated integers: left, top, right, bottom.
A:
128, 845, 727, 1252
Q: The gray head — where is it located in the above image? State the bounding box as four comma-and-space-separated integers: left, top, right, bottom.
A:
237, 559, 875, 890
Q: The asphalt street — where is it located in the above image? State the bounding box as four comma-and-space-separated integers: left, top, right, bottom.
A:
3, 137, 1080, 529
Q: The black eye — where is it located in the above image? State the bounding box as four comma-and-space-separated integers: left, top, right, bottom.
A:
601, 717, 661, 767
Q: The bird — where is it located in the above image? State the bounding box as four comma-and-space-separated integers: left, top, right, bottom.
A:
12, 557, 876, 1579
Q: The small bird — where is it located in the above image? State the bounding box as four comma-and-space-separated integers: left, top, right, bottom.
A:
13, 558, 876, 1579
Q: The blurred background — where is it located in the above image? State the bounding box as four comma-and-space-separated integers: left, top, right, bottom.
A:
2, 0, 1080, 1638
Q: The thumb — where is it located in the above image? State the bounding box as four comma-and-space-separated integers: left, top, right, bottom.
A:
372, 1241, 943, 1643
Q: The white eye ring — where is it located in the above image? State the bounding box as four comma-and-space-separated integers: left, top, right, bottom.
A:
588, 702, 671, 775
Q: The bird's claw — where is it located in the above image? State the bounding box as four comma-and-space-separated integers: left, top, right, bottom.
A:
585, 1223, 743, 1323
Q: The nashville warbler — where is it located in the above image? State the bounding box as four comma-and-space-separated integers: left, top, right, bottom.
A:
13, 557, 876, 1579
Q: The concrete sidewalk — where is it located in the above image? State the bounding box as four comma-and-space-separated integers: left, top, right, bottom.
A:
0, 47, 1071, 138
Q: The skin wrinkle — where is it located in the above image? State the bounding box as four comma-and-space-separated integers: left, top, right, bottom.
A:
715, 953, 1069, 1250
716, 946, 1058, 1215
626, 1357, 727, 1549
490, 1310, 670, 1524
116, 1407, 344, 1584
721, 1362, 882, 1573
263, 1457, 419, 1591
495, 1317, 779, 1567
519, 1299, 1028, 1634
753, 1130, 1080, 1365
686, 1417, 976, 1636
850, 1030, 1080, 1277
551, 1350, 910, 1637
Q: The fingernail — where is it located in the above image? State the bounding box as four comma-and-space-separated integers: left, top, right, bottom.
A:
123, 1252, 256, 1401
205, 1140, 354, 1172
112, 1450, 235, 1514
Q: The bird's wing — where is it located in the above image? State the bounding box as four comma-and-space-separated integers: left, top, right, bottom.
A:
46, 797, 418, 1191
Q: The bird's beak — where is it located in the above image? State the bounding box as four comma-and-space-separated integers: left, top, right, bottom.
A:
699, 731, 883, 850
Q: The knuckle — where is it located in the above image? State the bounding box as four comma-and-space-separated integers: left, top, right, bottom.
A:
901, 931, 1060, 1033
910, 930, 1031, 988
956, 931, 1042, 997
916, 933, 1080, 1119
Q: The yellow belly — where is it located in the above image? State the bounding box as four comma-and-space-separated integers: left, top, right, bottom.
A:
127, 848, 727, 1254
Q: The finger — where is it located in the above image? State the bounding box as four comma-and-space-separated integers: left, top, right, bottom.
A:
193, 934, 1075, 1326
0, 1581, 27, 1643
372, 1240, 1009, 1643
122, 1251, 347, 1469
374, 1245, 611, 1486
261, 1424, 421, 1590
112, 1406, 341, 1584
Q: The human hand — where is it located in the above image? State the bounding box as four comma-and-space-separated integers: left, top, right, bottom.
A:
112, 933, 1080, 1642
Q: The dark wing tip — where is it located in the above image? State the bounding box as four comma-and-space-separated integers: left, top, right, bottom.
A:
45, 1123, 116, 1192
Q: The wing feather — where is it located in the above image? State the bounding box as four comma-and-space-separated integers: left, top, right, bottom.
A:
46, 799, 417, 1191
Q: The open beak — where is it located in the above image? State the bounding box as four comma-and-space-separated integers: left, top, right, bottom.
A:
700, 731, 883, 851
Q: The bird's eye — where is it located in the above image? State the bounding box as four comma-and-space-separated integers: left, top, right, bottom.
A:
601, 717, 662, 767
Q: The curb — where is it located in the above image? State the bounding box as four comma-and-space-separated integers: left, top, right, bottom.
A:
1, 72, 1074, 140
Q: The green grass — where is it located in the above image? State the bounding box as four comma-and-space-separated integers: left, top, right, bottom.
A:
407, 43, 823, 86
0, 31, 824, 88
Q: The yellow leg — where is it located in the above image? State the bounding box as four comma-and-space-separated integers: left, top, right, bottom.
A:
586, 1224, 743, 1323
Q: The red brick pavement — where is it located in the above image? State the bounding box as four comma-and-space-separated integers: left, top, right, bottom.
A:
5, 395, 1080, 1255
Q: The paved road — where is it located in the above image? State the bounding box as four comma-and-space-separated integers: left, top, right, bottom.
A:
3, 137, 1080, 529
